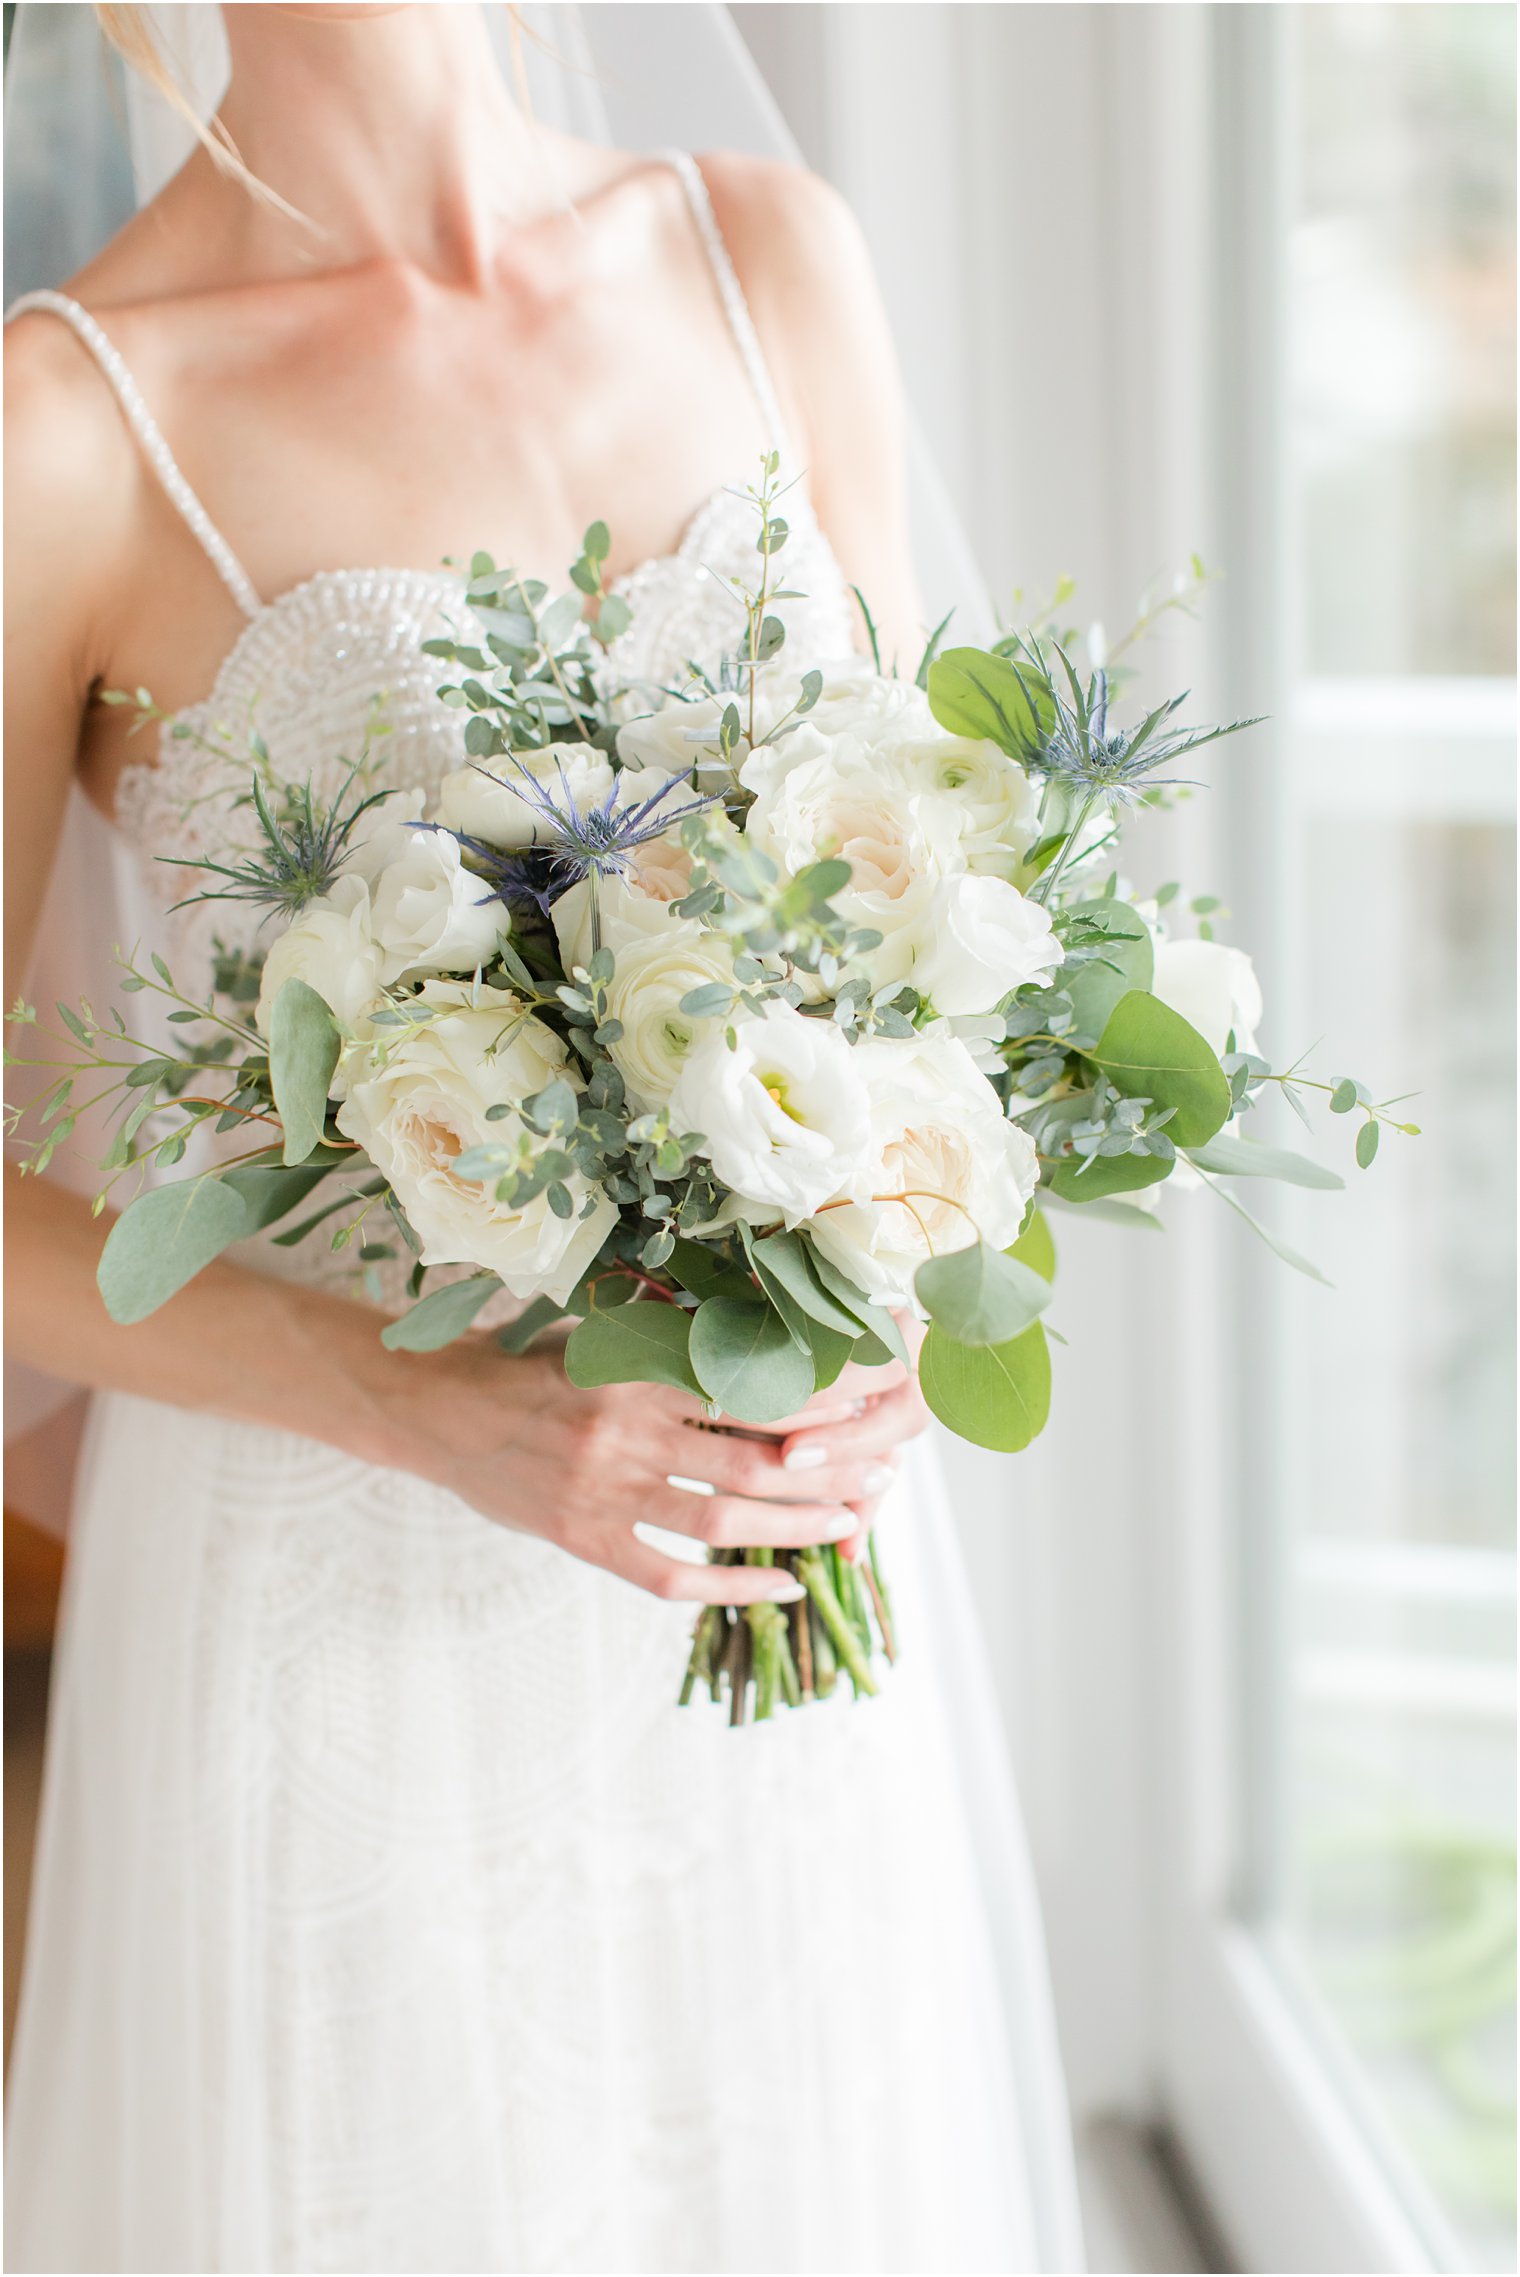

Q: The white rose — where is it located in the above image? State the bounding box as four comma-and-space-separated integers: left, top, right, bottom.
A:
254, 874, 386, 1038
810, 1033, 1039, 1306
909, 874, 1062, 1018
670, 1002, 874, 1226
336, 980, 615, 1305
602, 920, 738, 1112
434, 743, 618, 849
1151, 937, 1263, 1056
366, 825, 506, 984
743, 736, 961, 988
759, 660, 933, 743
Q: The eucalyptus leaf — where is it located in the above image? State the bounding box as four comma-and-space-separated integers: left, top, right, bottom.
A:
666, 1237, 754, 1306
219, 1159, 338, 1231
268, 978, 340, 1165
1062, 901, 1154, 1036
1085, 990, 1231, 1147
688, 1295, 815, 1423
919, 1321, 1051, 1451
380, 1274, 502, 1351
97, 1176, 250, 1324
1046, 1149, 1172, 1203
926, 647, 1051, 763
751, 1230, 861, 1337
915, 1239, 1051, 1347
564, 1299, 704, 1396
1188, 1134, 1344, 1190
496, 1293, 572, 1354
1010, 1205, 1057, 1281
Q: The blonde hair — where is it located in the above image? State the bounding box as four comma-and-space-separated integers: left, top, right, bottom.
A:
96, 4, 539, 224
94, 5, 309, 223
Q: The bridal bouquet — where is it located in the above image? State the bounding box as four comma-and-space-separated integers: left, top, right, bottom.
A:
9, 459, 1414, 1721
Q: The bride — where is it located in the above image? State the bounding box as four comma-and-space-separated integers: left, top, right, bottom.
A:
4, 6, 1083, 2270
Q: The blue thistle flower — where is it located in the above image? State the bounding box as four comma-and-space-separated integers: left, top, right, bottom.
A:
163, 761, 395, 921
1005, 634, 1260, 807
434, 757, 716, 917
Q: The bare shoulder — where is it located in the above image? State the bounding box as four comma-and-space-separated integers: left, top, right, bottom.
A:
694, 151, 875, 317
5, 308, 137, 507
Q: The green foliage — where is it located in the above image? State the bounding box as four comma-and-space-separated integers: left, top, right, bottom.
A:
688, 1295, 815, 1423
380, 1274, 502, 1351
919, 1321, 1052, 1451
1188, 1133, 1344, 1189
268, 979, 340, 1164
97, 1176, 251, 1324
1046, 1150, 1172, 1203
914, 1239, 1051, 1347
1084, 989, 1232, 1148
1010, 1206, 1057, 1282
564, 1299, 704, 1397
1060, 900, 1155, 1040
926, 647, 1051, 764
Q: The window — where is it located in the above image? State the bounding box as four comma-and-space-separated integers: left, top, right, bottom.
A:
1243, 8, 1516, 2267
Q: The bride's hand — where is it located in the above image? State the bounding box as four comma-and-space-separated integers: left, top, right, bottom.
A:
380, 1334, 927, 1604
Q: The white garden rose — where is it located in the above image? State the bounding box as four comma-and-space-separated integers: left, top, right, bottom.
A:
336, 981, 615, 1305
254, 874, 385, 1039
758, 660, 933, 743
810, 1033, 1040, 1306
364, 823, 506, 984
670, 1002, 873, 1226
601, 919, 738, 1112
434, 743, 618, 849
909, 873, 1062, 1018
742, 735, 961, 988
1151, 937, 1263, 1056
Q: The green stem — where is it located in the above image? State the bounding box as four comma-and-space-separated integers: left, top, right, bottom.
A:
796, 1551, 878, 1697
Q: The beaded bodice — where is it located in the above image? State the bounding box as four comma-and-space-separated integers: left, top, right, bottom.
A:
7, 155, 857, 1308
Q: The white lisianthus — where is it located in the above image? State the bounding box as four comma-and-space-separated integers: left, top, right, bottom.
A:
434, 743, 617, 849
909, 873, 1062, 1018
254, 874, 386, 1038
601, 920, 738, 1112
670, 1002, 874, 1226
1151, 937, 1263, 1056
364, 824, 505, 984
810, 1034, 1040, 1306
336, 980, 615, 1305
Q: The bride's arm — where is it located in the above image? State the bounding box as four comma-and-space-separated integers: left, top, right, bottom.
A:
3, 324, 921, 1599
702, 156, 924, 670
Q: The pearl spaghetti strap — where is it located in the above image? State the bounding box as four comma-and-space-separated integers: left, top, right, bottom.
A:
662, 150, 792, 457
6, 289, 262, 619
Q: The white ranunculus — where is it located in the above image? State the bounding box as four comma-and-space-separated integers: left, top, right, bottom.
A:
670, 1002, 874, 1226
886, 728, 1043, 876
254, 875, 386, 1039
909, 873, 1062, 1018
1151, 937, 1263, 1056
810, 1033, 1039, 1306
434, 743, 618, 850
336, 981, 615, 1305
551, 871, 686, 976
602, 920, 738, 1112
617, 693, 730, 776
365, 824, 506, 984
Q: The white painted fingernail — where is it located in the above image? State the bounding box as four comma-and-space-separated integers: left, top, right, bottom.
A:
824, 1509, 856, 1539
783, 1444, 829, 1471
766, 1579, 807, 1602
863, 1463, 894, 1493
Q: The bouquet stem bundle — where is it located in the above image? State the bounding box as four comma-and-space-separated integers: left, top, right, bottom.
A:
680, 1535, 896, 1723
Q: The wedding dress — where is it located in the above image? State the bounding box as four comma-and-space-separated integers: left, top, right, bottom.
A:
4, 154, 1084, 2277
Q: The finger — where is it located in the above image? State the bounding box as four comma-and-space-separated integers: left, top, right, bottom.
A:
779, 1381, 928, 1473
659, 1429, 898, 1511
601, 1528, 807, 1607
649, 1486, 858, 1551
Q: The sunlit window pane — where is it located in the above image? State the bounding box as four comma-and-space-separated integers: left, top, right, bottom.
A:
1290, 4, 1516, 677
